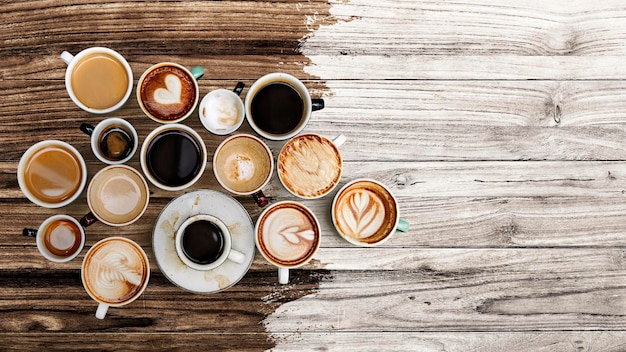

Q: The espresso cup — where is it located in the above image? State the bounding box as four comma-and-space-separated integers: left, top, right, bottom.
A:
18, 140, 88, 208
213, 134, 273, 207
332, 179, 410, 247
199, 82, 245, 135
137, 62, 205, 124
80, 118, 138, 165
80, 165, 149, 227
175, 214, 246, 271
277, 133, 346, 199
60, 47, 133, 114
81, 237, 150, 319
255, 201, 321, 284
23, 215, 85, 263
245, 73, 324, 140
140, 124, 207, 191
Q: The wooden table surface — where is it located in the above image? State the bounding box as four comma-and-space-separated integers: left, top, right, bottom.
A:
2, 0, 626, 351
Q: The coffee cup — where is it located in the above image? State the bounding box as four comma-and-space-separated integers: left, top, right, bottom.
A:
80, 165, 149, 227
18, 140, 88, 208
22, 215, 85, 263
331, 179, 409, 246
80, 118, 138, 165
245, 73, 324, 140
199, 82, 245, 135
140, 124, 207, 191
277, 133, 346, 199
213, 134, 273, 207
175, 214, 246, 271
81, 237, 150, 319
255, 201, 321, 284
60, 47, 133, 114
137, 62, 205, 124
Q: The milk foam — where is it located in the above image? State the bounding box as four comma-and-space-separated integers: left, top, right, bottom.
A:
336, 188, 386, 239
153, 74, 182, 105
200, 90, 242, 132
98, 175, 142, 216
261, 207, 317, 264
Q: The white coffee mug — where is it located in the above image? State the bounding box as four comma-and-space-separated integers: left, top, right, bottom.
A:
80, 118, 138, 165
23, 214, 85, 263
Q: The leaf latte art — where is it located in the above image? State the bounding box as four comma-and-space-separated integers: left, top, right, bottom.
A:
261, 207, 317, 264
336, 189, 386, 240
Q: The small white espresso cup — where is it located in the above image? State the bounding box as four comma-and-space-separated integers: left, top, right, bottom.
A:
22, 214, 85, 263
80, 118, 138, 165
60, 47, 133, 114
175, 214, 246, 271
199, 82, 245, 135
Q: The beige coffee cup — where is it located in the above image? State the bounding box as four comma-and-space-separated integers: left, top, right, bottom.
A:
277, 133, 346, 199
213, 134, 273, 207
80, 165, 150, 227
22, 215, 85, 263
81, 237, 150, 319
255, 201, 321, 284
18, 140, 88, 208
60, 47, 133, 114
331, 179, 409, 247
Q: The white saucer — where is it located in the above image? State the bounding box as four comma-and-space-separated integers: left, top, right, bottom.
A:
152, 189, 255, 293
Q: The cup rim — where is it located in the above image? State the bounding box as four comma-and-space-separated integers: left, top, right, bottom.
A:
81, 236, 150, 307
276, 133, 343, 199
331, 178, 400, 247
244, 72, 313, 141
254, 200, 321, 269
140, 123, 208, 192
17, 140, 88, 209
136, 62, 200, 124
199, 88, 245, 135
212, 133, 274, 195
64, 47, 133, 114
35, 214, 85, 263
86, 164, 150, 227
174, 214, 232, 271
90, 117, 138, 165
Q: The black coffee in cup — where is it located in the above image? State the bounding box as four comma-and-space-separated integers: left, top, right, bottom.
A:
181, 220, 224, 265
250, 82, 304, 135
99, 126, 132, 161
146, 130, 202, 188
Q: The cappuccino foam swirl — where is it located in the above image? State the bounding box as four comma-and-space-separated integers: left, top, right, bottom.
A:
83, 239, 147, 304
336, 188, 386, 239
261, 207, 317, 264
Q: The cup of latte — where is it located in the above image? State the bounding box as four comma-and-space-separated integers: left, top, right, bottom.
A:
81, 237, 150, 319
331, 179, 409, 246
199, 82, 245, 135
22, 215, 85, 263
255, 201, 321, 284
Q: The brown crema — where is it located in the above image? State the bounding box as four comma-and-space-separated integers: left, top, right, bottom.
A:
139, 65, 196, 121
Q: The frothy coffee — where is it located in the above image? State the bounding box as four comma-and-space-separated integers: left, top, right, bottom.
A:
257, 202, 320, 267
277, 134, 342, 198
88, 166, 149, 225
139, 65, 197, 121
333, 180, 398, 245
200, 89, 243, 133
214, 135, 272, 194
82, 237, 149, 305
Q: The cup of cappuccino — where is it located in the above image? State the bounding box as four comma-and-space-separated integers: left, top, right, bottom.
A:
255, 201, 321, 284
80, 118, 138, 165
331, 179, 409, 246
245, 73, 324, 140
80, 165, 150, 227
137, 62, 204, 124
22, 215, 85, 263
213, 134, 273, 207
199, 82, 245, 135
175, 214, 246, 271
277, 133, 346, 199
18, 140, 87, 208
60, 47, 133, 114
81, 237, 150, 319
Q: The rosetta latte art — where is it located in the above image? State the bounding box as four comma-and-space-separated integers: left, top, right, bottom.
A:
336, 189, 386, 240
262, 207, 316, 263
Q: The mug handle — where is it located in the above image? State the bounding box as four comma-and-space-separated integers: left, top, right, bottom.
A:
278, 267, 289, 285
397, 219, 410, 232
312, 98, 324, 111
95, 303, 109, 319
80, 212, 98, 227
190, 66, 205, 81
60, 51, 74, 65
252, 190, 269, 208
227, 248, 246, 264
233, 82, 245, 96
80, 122, 95, 136
22, 228, 37, 237
333, 134, 346, 148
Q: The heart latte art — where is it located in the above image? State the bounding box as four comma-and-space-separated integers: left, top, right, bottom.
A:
139, 65, 197, 121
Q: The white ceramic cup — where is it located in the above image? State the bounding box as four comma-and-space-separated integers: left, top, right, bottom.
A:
80, 117, 138, 165
23, 215, 85, 263
199, 82, 245, 135
175, 214, 246, 271
60, 47, 133, 114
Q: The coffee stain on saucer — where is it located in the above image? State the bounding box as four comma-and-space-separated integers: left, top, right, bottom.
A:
227, 221, 242, 236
